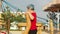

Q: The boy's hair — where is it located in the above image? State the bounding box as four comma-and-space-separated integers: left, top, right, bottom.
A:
27, 4, 34, 10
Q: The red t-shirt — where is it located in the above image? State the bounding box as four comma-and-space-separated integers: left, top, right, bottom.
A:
30, 12, 37, 30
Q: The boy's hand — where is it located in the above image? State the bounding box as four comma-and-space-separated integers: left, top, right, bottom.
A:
26, 11, 30, 14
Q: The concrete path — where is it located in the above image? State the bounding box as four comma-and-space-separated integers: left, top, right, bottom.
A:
10, 31, 49, 34
42, 31, 49, 34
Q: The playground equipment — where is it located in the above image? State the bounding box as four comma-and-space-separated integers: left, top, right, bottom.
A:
49, 19, 54, 34
43, 0, 60, 34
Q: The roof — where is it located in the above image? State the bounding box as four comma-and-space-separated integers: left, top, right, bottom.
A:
43, 0, 60, 12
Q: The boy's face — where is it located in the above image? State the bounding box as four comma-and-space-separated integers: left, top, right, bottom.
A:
27, 8, 31, 11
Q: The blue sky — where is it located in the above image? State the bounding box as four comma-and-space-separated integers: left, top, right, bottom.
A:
4, 0, 52, 22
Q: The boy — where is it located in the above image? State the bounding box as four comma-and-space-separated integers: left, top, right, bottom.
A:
26, 4, 37, 34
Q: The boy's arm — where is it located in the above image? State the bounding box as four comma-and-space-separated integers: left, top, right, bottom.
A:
27, 12, 34, 20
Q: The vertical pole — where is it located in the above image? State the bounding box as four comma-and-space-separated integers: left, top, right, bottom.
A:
23, 13, 31, 34
49, 19, 54, 34
37, 27, 41, 34
57, 9, 59, 31
7, 19, 10, 34
5, 17, 10, 34
48, 20, 50, 31
37, 25, 42, 34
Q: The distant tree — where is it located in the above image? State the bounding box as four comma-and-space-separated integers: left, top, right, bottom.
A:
1, 6, 26, 23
